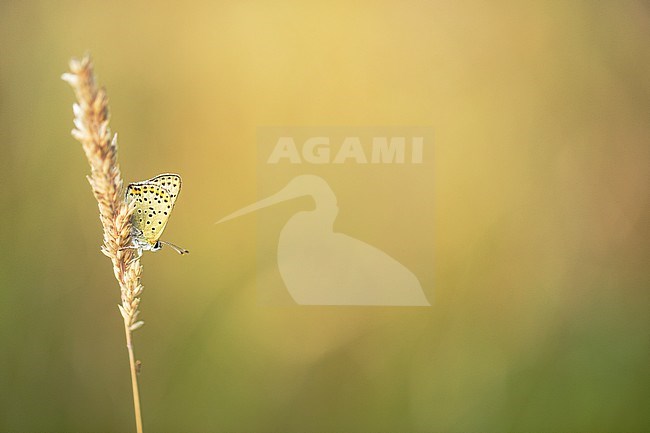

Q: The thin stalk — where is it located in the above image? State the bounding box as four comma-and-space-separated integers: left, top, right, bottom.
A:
63, 54, 146, 433
125, 324, 143, 433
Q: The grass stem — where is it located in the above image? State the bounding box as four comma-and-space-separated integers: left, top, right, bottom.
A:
63, 54, 145, 433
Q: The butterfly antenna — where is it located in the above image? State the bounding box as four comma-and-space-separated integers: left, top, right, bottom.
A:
160, 240, 189, 255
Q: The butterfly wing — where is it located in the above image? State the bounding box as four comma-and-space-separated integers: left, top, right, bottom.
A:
146, 173, 182, 205
126, 182, 176, 245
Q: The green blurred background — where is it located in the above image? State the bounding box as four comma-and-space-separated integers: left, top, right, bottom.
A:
1, 1, 649, 432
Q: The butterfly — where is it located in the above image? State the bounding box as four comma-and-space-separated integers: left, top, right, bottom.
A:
125, 173, 189, 255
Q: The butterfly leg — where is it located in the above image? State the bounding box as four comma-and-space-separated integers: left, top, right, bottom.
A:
119, 244, 143, 263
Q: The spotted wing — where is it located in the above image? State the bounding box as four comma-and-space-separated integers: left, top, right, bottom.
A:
145, 173, 182, 205
126, 182, 175, 245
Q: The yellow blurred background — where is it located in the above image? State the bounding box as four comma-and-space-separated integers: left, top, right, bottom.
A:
1, 1, 649, 431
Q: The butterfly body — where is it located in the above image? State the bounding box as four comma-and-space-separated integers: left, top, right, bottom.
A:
125, 173, 188, 255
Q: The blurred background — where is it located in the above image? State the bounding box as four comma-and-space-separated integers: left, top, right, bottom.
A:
1, 1, 649, 432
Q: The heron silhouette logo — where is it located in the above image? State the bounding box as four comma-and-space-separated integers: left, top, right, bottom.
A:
217, 174, 431, 306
